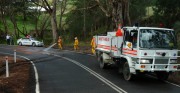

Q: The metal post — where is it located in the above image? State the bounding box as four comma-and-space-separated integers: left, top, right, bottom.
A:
14, 50, 16, 63
5, 56, 9, 77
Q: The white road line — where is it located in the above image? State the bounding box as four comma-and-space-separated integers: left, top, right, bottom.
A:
53, 54, 127, 93
54, 50, 180, 90
19, 56, 40, 93
0, 52, 40, 93
165, 81, 180, 87
146, 74, 180, 88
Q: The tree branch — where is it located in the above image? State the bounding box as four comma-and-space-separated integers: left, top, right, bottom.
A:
76, 3, 98, 10
95, 0, 110, 17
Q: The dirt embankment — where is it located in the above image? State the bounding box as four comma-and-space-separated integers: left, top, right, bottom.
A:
0, 55, 34, 93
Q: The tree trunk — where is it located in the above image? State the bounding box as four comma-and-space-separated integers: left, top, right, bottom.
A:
59, 9, 63, 36
40, 15, 50, 39
0, 7, 8, 34
51, 16, 58, 43
126, 0, 131, 26
1, 15, 8, 34
51, 0, 58, 43
58, 0, 67, 36
10, 14, 18, 38
123, 0, 131, 26
112, 0, 123, 28
52, 0, 58, 43
59, 14, 62, 35
10, 12, 26, 38
35, 16, 40, 37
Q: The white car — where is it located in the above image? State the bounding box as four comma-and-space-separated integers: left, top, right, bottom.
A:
17, 38, 44, 47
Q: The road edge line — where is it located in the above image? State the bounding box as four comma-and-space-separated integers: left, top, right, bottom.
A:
53, 54, 127, 93
19, 56, 40, 93
146, 74, 180, 88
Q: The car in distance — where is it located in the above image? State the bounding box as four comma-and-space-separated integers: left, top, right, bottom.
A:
17, 38, 44, 47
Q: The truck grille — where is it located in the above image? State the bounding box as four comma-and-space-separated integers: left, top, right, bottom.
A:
154, 59, 169, 64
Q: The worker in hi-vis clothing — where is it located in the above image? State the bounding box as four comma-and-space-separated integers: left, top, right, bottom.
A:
74, 37, 79, 50
91, 38, 96, 54
58, 36, 63, 50
116, 24, 124, 36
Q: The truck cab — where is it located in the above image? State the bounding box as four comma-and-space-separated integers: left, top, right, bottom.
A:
124, 27, 179, 80
94, 26, 180, 81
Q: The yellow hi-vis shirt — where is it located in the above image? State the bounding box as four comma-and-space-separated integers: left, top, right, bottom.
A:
91, 38, 96, 54
74, 39, 79, 46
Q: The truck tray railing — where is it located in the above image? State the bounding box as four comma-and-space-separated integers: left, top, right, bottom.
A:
137, 50, 180, 71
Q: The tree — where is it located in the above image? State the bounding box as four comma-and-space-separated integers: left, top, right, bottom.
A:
9, 1, 30, 38
36, 0, 68, 43
0, 0, 10, 34
95, 0, 131, 28
58, 0, 67, 36
153, 0, 180, 28
33, 0, 58, 43
129, 0, 151, 26
0, 0, 29, 38
64, 0, 131, 40
30, 1, 51, 39
65, 0, 103, 40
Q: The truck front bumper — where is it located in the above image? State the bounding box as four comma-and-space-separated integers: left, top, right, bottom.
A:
135, 64, 180, 72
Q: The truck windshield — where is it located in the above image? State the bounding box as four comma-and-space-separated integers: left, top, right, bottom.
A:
139, 29, 177, 49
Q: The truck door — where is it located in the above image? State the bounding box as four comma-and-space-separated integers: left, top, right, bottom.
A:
122, 29, 138, 56
112, 36, 123, 56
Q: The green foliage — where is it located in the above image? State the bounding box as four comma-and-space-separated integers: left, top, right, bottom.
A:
94, 26, 108, 35
153, 0, 180, 28
174, 21, 180, 49
1, 0, 180, 46
65, 0, 109, 41
174, 21, 180, 34
129, 0, 149, 23
43, 30, 53, 45
129, 0, 158, 26
0, 16, 35, 34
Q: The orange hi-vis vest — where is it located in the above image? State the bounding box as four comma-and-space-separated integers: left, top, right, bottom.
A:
116, 24, 123, 36
116, 29, 123, 36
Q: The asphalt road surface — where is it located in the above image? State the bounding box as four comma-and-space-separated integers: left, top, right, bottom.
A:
0, 45, 180, 93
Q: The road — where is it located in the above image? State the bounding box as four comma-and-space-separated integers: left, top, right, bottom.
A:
0, 45, 180, 93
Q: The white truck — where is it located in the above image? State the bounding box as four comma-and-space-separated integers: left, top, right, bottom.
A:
94, 26, 180, 81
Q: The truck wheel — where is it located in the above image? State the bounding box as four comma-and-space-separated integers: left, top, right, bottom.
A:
123, 62, 133, 81
99, 55, 107, 69
156, 71, 169, 81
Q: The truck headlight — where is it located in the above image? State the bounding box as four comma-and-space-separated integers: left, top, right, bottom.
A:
139, 59, 151, 64
170, 59, 177, 64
